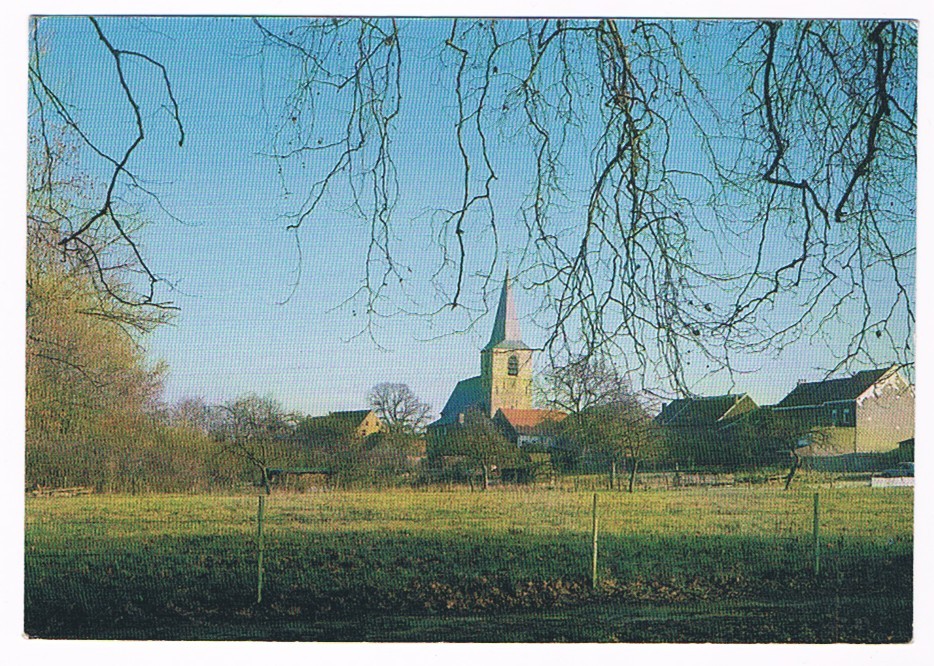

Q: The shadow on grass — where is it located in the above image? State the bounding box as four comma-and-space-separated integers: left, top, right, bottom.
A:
25, 530, 912, 642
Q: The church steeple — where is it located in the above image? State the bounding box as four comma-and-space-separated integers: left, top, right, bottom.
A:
484, 270, 527, 351
480, 270, 533, 416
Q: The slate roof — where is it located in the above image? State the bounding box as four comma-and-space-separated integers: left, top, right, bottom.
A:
775, 367, 894, 409
326, 410, 373, 428
484, 270, 530, 351
329, 409, 372, 421
496, 408, 567, 435
304, 410, 382, 434
656, 394, 751, 428
429, 376, 485, 427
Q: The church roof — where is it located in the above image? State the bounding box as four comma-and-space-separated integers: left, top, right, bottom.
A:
484, 270, 529, 351
429, 376, 485, 427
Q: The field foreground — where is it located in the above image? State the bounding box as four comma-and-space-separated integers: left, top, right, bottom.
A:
25, 486, 913, 642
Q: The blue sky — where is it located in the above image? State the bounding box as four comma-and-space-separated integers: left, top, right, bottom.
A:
27, 16, 917, 416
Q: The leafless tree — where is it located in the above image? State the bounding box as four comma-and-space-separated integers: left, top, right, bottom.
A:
539, 354, 630, 417
256, 18, 915, 392
28, 17, 184, 316
439, 407, 522, 490
367, 383, 432, 434
167, 397, 220, 434
541, 354, 660, 489
29, 18, 915, 398
212, 394, 297, 493
721, 21, 916, 376
585, 399, 660, 492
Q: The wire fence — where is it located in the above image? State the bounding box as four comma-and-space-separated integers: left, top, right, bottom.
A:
26, 484, 912, 579
23, 483, 913, 642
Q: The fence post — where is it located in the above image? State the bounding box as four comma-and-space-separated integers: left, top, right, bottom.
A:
812, 492, 820, 577
591, 493, 599, 589
257, 494, 266, 604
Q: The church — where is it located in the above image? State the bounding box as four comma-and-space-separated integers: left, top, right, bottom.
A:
427, 272, 566, 446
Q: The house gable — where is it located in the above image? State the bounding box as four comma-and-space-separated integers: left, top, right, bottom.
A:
775, 366, 894, 410
493, 408, 567, 448
773, 365, 913, 455
657, 394, 756, 429
317, 409, 386, 439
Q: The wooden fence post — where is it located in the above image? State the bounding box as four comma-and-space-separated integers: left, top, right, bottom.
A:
591, 493, 599, 589
812, 492, 820, 577
257, 494, 266, 604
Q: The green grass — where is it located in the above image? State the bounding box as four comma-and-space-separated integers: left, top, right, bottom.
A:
25, 486, 913, 641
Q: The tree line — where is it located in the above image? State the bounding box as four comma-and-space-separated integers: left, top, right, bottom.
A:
26, 379, 432, 493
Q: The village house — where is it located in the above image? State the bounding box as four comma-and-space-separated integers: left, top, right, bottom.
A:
655, 394, 759, 466
326, 410, 387, 439
493, 408, 567, 448
772, 365, 914, 458
300, 409, 388, 448
656, 393, 758, 430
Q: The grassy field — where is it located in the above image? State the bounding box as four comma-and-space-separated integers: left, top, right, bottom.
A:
24, 484, 913, 642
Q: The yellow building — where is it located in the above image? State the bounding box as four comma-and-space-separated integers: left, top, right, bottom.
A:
303, 409, 387, 444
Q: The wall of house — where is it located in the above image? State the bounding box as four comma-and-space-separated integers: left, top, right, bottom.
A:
724, 395, 758, 421
855, 373, 914, 453
356, 411, 386, 438
796, 426, 858, 456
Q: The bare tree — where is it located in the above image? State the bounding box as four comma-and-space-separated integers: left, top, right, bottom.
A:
28, 18, 915, 397
367, 383, 432, 434
584, 398, 661, 492
212, 395, 297, 494
28, 17, 184, 314
256, 18, 915, 391
541, 354, 660, 489
440, 407, 522, 490
539, 354, 630, 417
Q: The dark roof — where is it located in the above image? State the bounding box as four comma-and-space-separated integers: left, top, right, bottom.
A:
428, 376, 485, 427
305, 410, 376, 433
329, 409, 372, 421
775, 367, 894, 409
484, 271, 530, 351
656, 394, 750, 428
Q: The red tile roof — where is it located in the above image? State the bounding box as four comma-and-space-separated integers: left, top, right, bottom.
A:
497, 408, 567, 434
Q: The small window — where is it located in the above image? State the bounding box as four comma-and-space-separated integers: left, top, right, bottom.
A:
507, 355, 519, 376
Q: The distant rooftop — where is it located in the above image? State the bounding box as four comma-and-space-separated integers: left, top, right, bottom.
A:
775, 366, 896, 409
496, 408, 567, 435
429, 376, 484, 427
656, 394, 753, 427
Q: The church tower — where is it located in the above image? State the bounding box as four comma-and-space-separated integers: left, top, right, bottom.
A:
480, 271, 534, 417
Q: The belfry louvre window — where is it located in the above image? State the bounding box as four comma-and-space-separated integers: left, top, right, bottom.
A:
508, 355, 519, 376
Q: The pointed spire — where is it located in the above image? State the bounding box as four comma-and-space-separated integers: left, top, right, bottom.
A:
484, 270, 526, 350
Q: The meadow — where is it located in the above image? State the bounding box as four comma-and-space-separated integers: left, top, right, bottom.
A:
24, 483, 913, 642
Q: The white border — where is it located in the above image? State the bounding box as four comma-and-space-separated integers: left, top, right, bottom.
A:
3, 2, 929, 665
